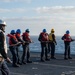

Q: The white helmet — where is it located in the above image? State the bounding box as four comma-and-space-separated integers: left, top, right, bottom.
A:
0, 20, 6, 26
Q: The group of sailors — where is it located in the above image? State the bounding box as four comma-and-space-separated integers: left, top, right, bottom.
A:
38, 28, 74, 62
7, 28, 75, 67
38, 28, 57, 62
0, 19, 74, 75
7, 28, 57, 67
7, 29, 32, 67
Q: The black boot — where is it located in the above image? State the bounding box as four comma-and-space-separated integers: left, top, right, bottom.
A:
68, 57, 72, 59
13, 63, 20, 67
27, 60, 32, 63
22, 61, 27, 64
64, 57, 68, 60
41, 59, 45, 62
45, 57, 50, 61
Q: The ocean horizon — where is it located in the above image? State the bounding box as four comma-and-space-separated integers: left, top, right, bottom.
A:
6, 35, 75, 55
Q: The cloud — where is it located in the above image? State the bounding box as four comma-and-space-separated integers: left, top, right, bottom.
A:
0, 0, 32, 3
35, 6, 75, 14
3, 15, 75, 27
1, 6, 75, 35
0, 8, 27, 13
0, 9, 10, 13
2, 15, 75, 36
1, 6, 75, 15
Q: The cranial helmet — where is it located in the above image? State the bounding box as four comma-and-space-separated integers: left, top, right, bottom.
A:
0, 20, 6, 26
43, 29, 46, 32
0, 20, 6, 32
16, 29, 21, 34
51, 29, 54, 32
25, 29, 30, 32
66, 30, 70, 34
10, 30, 15, 34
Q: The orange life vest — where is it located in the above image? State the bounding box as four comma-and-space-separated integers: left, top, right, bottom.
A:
7, 34, 18, 45
64, 34, 71, 42
22, 32, 31, 41
40, 32, 49, 41
15, 33, 20, 38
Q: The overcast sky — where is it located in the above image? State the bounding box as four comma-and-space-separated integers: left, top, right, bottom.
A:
0, 0, 75, 36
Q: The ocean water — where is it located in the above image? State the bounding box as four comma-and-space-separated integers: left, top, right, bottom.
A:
6, 36, 75, 54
